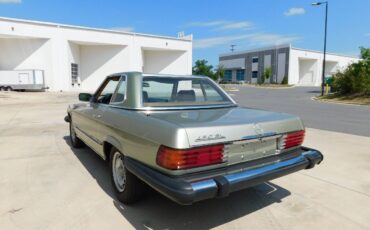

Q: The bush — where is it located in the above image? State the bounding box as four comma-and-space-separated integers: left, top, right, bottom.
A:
281, 76, 288, 85
332, 47, 370, 95
263, 67, 272, 84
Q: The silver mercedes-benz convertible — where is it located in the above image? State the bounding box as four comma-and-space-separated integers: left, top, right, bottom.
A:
65, 72, 323, 205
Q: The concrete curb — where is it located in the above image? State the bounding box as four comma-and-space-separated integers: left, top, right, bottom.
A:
242, 84, 296, 90
311, 96, 369, 107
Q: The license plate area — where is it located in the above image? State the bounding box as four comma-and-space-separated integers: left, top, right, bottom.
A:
225, 135, 282, 165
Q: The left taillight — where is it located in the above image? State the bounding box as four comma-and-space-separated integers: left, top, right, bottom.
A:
156, 144, 225, 170
279, 130, 305, 150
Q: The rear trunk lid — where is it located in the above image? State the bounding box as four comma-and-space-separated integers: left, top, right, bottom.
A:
149, 106, 304, 166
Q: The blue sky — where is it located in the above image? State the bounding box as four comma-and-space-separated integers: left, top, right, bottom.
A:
0, 0, 369, 66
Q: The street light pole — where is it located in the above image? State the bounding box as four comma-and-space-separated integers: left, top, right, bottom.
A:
312, 1, 328, 96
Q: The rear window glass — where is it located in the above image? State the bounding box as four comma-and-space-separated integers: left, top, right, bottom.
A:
142, 77, 232, 107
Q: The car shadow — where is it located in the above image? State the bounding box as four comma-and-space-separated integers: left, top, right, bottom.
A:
64, 136, 291, 230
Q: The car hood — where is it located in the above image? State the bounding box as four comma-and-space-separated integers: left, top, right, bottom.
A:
147, 106, 304, 147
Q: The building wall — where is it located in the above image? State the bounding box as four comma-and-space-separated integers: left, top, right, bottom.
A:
220, 45, 359, 86
219, 46, 290, 83
0, 17, 192, 91
289, 48, 359, 86
79, 45, 129, 92
68, 42, 80, 66
143, 50, 189, 75
297, 59, 318, 85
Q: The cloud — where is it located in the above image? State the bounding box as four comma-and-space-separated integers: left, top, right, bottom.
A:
366, 33, 370, 37
110, 27, 134, 32
247, 33, 301, 46
218, 21, 253, 30
186, 20, 253, 30
194, 35, 252, 49
284, 8, 305, 16
0, 0, 21, 3
187, 20, 228, 27
194, 33, 301, 49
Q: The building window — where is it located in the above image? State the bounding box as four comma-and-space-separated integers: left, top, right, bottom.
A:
252, 71, 258, 78
71, 63, 78, 84
236, 69, 245, 81
252, 57, 259, 63
224, 70, 232, 81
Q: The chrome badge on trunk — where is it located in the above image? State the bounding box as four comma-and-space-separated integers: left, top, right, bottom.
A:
195, 134, 226, 142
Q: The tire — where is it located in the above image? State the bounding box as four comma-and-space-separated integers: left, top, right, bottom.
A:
110, 147, 144, 204
0, 87, 4, 91
6, 87, 12, 92
69, 120, 85, 148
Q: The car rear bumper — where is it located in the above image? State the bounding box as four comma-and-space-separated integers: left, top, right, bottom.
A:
125, 147, 323, 205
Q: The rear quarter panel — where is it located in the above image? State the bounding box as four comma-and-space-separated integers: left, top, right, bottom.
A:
96, 107, 190, 172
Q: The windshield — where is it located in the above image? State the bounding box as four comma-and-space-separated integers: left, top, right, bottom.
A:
142, 76, 233, 107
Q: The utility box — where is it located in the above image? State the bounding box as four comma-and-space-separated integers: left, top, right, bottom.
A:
0, 70, 46, 91
324, 75, 333, 84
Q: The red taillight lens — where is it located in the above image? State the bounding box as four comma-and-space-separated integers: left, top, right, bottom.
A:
280, 130, 305, 150
156, 144, 225, 170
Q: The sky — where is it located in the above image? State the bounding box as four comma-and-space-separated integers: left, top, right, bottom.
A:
0, 0, 369, 66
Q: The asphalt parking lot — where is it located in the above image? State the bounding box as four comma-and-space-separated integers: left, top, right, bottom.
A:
0, 91, 369, 230
231, 86, 370, 137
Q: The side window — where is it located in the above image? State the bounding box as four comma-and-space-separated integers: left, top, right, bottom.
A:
95, 76, 120, 104
202, 82, 224, 101
110, 76, 126, 103
143, 80, 174, 103
176, 79, 224, 102
177, 80, 204, 102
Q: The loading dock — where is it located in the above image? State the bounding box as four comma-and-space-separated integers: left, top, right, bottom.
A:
0, 17, 192, 91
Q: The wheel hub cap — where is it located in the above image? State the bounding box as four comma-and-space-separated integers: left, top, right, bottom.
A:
112, 152, 126, 192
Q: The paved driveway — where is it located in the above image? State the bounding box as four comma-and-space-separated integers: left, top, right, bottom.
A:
231, 86, 370, 137
0, 92, 369, 230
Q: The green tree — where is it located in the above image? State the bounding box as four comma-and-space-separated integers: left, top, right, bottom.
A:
263, 67, 272, 84
332, 47, 370, 95
192, 59, 215, 79
214, 65, 225, 82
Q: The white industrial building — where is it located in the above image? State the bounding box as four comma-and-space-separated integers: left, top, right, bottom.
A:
219, 44, 359, 86
0, 17, 192, 91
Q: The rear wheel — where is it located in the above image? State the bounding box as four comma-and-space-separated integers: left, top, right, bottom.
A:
69, 120, 84, 148
110, 148, 144, 204
5, 87, 12, 91
0, 87, 4, 91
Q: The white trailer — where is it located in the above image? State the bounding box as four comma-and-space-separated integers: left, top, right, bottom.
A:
0, 70, 46, 91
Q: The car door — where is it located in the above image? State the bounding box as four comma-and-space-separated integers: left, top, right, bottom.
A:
76, 76, 121, 156
91, 75, 127, 154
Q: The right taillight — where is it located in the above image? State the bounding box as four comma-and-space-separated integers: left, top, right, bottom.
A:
279, 130, 305, 150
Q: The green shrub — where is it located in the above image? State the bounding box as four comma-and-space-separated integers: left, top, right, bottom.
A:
332, 47, 370, 95
263, 67, 272, 83
281, 76, 288, 85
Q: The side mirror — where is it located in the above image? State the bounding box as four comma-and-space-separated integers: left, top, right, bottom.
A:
79, 93, 92, 102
